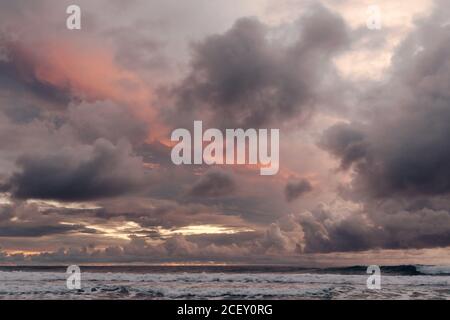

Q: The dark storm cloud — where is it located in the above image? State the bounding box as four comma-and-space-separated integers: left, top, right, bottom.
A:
296, 197, 450, 253
5, 139, 145, 201
321, 2, 450, 198
0, 223, 96, 237
135, 141, 173, 166
0, 40, 72, 113
285, 179, 313, 202
298, 207, 379, 253
0, 200, 100, 238
320, 123, 369, 170
0, 99, 153, 204
0, 204, 13, 222
187, 170, 236, 198
66, 101, 149, 145
366, 198, 450, 249
166, 4, 349, 128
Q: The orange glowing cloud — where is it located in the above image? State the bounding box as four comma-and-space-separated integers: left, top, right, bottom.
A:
20, 39, 168, 141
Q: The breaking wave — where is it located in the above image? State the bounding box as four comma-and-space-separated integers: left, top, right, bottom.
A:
0, 265, 448, 300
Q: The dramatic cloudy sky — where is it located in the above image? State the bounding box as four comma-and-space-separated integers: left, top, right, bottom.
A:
0, 0, 449, 266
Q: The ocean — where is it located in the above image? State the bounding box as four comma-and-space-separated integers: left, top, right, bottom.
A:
0, 265, 448, 300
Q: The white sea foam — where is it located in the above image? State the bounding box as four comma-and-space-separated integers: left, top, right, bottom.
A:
0, 271, 448, 300
416, 265, 450, 275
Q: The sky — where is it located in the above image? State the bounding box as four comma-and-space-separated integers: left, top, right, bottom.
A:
0, 0, 449, 266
